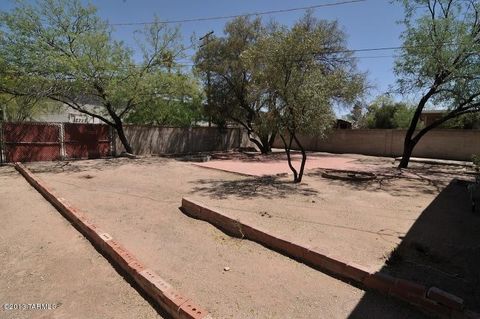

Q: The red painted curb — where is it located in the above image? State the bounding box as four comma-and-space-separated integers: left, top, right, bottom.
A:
427, 287, 465, 311
181, 197, 475, 319
14, 163, 212, 319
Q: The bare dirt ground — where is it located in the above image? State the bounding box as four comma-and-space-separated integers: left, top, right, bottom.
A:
192, 151, 480, 312
0, 166, 163, 319
189, 152, 466, 271
24, 156, 432, 318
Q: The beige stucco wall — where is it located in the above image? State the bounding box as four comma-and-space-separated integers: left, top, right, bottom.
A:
273, 129, 480, 161
115, 126, 480, 161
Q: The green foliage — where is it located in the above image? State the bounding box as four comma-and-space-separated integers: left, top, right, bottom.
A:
0, 94, 62, 122
242, 12, 365, 182
364, 96, 416, 129
395, 0, 480, 167
244, 13, 364, 136
440, 113, 480, 129
194, 17, 275, 152
395, 0, 480, 123
345, 103, 365, 128
126, 73, 204, 126
393, 105, 416, 129
0, 0, 185, 152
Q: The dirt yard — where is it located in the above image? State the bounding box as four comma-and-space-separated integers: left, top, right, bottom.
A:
192, 151, 480, 312
0, 166, 163, 319
18, 155, 443, 318
192, 151, 480, 311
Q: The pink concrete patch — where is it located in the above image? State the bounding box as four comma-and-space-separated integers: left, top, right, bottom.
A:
195, 153, 365, 177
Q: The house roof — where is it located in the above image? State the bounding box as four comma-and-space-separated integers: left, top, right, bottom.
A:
421, 109, 446, 114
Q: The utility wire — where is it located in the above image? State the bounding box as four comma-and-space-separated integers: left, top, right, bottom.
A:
174, 45, 479, 67
110, 0, 366, 26
179, 47, 404, 61
172, 54, 399, 67
180, 42, 475, 62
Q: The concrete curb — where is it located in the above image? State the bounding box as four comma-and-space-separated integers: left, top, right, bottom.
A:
14, 163, 212, 319
181, 197, 478, 319
394, 157, 473, 168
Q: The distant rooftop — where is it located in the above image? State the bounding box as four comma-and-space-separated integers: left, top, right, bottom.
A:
422, 109, 446, 114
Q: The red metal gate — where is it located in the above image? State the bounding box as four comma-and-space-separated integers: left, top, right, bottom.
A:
64, 123, 111, 159
2, 122, 61, 162
1, 122, 111, 163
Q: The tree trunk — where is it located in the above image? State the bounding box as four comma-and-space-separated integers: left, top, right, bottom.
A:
399, 106, 474, 169
249, 136, 269, 154
399, 102, 423, 168
114, 121, 133, 154
398, 81, 442, 168
279, 133, 298, 182
398, 138, 416, 169
259, 133, 272, 154
247, 130, 272, 154
268, 131, 277, 150
293, 134, 307, 183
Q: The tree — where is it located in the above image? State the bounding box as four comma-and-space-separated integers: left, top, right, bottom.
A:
364, 95, 416, 129
0, 94, 62, 122
393, 103, 416, 128
0, 0, 184, 153
244, 13, 365, 183
396, 0, 480, 168
439, 112, 480, 128
194, 17, 277, 154
345, 103, 366, 128
126, 73, 204, 126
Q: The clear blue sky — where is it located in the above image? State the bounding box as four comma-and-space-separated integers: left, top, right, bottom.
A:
1, 0, 407, 106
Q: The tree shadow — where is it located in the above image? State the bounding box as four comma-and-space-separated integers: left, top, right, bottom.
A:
0, 166, 18, 177
306, 168, 448, 197
345, 292, 428, 319
189, 175, 318, 200
25, 157, 168, 175
348, 178, 480, 317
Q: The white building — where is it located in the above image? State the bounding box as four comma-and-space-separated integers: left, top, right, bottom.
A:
34, 104, 104, 124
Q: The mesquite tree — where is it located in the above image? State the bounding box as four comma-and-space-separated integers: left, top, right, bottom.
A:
244, 13, 365, 183
194, 17, 277, 154
0, 0, 183, 153
396, 0, 480, 168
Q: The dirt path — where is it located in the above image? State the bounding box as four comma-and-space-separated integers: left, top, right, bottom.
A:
29, 158, 428, 318
0, 166, 162, 319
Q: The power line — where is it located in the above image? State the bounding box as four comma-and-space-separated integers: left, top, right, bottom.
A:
174, 45, 479, 67
174, 46, 410, 63
181, 41, 474, 62
355, 55, 397, 59
110, 0, 366, 26
338, 46, 404, 53
172, 55, 397, 67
